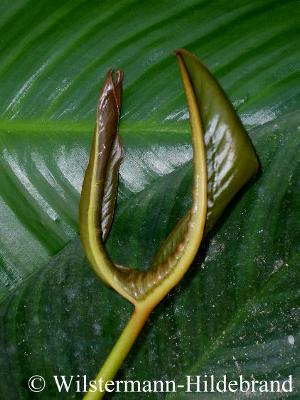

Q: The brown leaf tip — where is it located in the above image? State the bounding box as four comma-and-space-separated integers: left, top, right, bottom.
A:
97, 69, 123, 119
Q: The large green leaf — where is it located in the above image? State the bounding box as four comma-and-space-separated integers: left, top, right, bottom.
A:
1, 0, 299, 298
1, 0, 299, 297
0, 0, 299, 398
0, 112, 299, 399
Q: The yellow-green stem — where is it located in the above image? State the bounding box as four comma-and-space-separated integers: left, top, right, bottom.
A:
83, 305, 152, 400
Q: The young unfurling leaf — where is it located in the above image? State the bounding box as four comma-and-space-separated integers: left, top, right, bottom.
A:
80, 50, 259, 399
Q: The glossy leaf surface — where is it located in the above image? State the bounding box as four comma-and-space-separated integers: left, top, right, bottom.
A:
0, 0, 299, 398
152, 49, 259, 270
0, 112, 298, 399
177, 49, 259, 230
0, 0, 299, 299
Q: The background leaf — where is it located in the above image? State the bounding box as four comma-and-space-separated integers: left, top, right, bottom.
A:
0, 0, 299, 398
0, 113, 299, 399
1, 0, 299, 297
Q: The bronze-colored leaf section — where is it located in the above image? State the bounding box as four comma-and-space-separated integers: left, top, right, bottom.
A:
79, 70, 130, 299
101, 134, 123, 241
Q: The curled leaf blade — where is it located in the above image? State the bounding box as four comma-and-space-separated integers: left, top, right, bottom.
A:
101, 134, 123, 241
152, 49, 260, 268
80, 50, 259, 307
79, 70, 132, 301
177, 49, 260, 231
80, 60, 208, 306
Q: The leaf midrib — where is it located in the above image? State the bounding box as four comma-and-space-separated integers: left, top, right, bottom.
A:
0, 118, 190, 135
